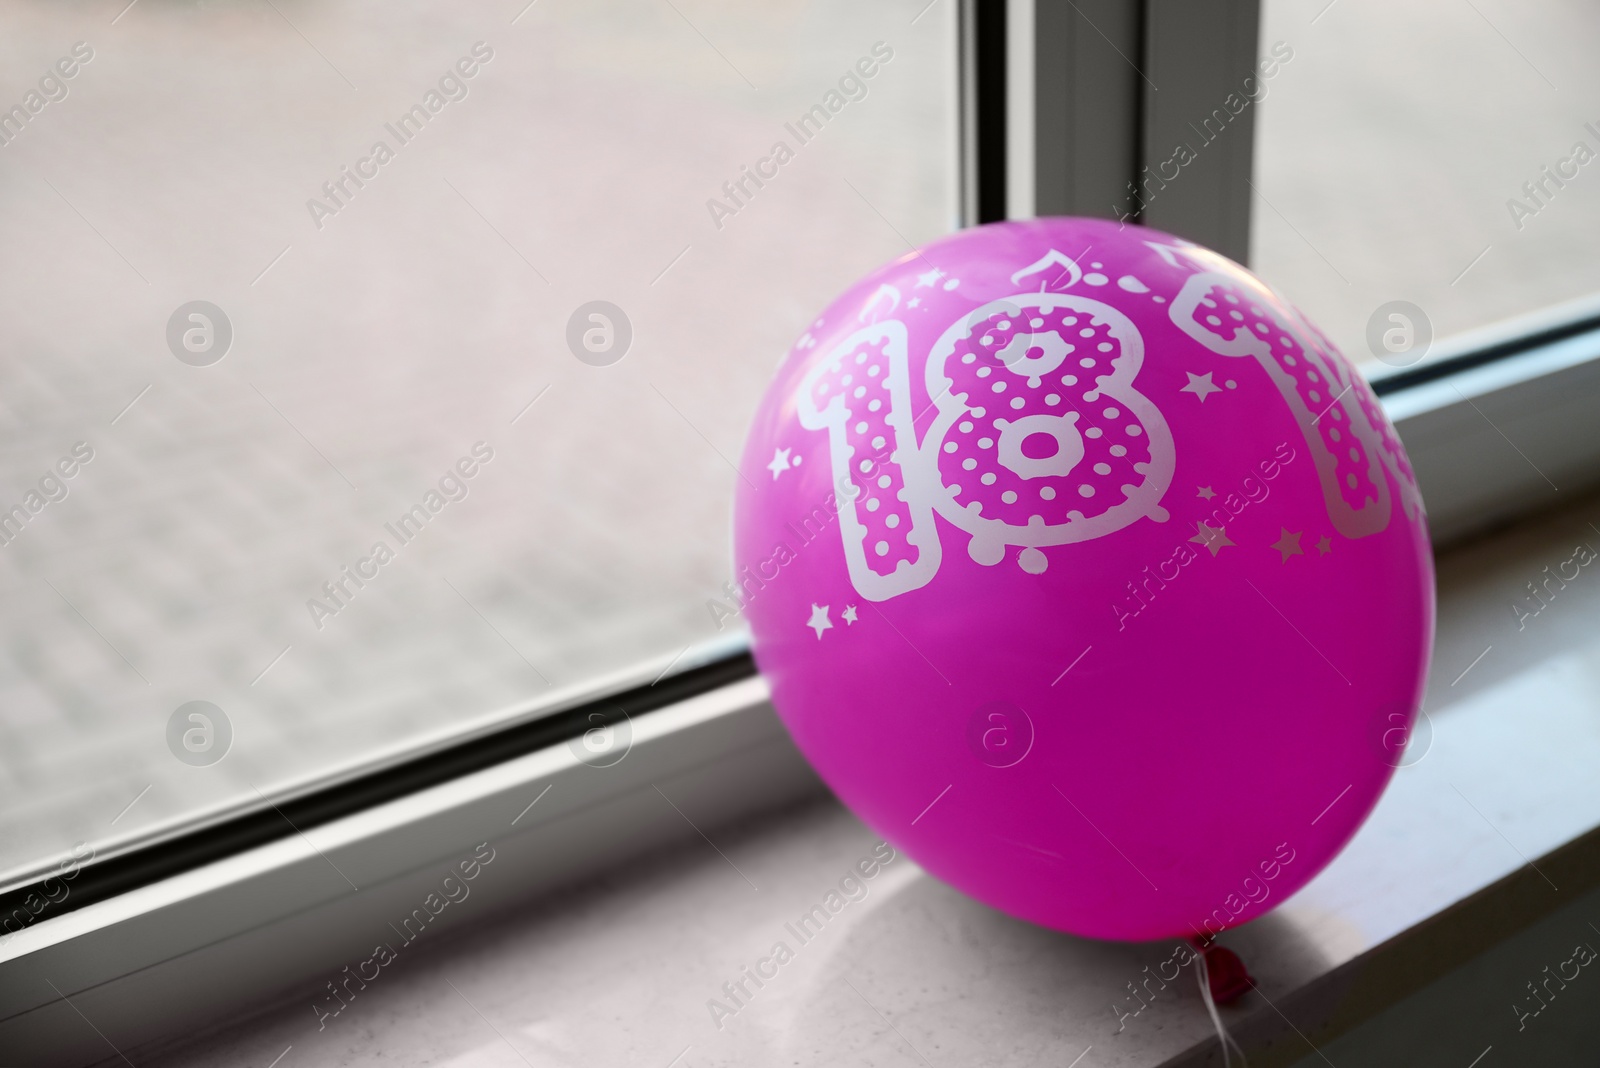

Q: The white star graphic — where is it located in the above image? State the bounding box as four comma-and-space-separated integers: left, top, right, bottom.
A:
842, 605, 858, 624
1271, 528, 1304, 562
1189, 521, 1235, 556
907, 297, 921, 308
767, 447, 793, 480
1181, 371, 1223, 402
806, 603, 832, 639
914, 267, 945, 288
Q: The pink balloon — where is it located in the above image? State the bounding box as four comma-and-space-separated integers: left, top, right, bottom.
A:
733, 218, 1434, 942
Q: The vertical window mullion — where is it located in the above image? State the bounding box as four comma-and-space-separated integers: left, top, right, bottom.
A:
960, 0, 1008, 224
994, 0, 1260, 260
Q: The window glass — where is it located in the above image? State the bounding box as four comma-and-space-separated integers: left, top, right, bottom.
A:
0, 1, 955, 881
1254, 0, 1600, 368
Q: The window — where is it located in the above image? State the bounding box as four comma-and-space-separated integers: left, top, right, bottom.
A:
1255, 0, 1600, 368
0, 1, 955, 886
7, 4, 1600, 1064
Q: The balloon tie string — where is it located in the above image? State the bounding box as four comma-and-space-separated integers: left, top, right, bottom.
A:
1193, 944, 1248, 1067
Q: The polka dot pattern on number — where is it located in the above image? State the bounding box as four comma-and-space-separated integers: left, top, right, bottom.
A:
807, 334, 922, 579
1299, 312, 1419, 496
1187, 281, 1383, 512
936, 303, 1156, 527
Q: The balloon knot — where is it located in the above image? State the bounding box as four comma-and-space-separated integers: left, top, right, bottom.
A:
1199, 944, 1255, 1005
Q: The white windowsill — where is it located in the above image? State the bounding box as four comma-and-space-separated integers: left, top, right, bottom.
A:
107, 483, 1600, 1068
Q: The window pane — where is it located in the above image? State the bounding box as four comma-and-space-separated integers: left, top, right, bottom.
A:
1254, 0, 1600, 367
0, 2, 955, 881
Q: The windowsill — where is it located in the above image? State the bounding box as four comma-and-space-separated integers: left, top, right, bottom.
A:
115, 486, 1600, 1068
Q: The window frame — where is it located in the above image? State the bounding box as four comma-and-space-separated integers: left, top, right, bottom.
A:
6, 1, 1600, 1061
